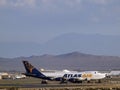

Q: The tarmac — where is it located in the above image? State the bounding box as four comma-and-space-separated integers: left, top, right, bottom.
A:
0, 76, 120, 90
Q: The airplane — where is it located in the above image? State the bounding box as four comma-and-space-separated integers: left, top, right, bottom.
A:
13, 74, 26, 79
22, 60, 106, 83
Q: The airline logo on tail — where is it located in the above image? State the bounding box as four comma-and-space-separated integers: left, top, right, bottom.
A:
22, 61, 51, 80
23, 61, 34, 73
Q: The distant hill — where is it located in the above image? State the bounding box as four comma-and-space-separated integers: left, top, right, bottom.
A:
40, 33, 120, 56
0, 33, 120, 57
0, 52, 120, 71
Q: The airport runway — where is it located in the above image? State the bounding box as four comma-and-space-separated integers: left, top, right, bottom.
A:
0, 77, 120, 89
0, 83, 98, 88
0, 83, 119, 88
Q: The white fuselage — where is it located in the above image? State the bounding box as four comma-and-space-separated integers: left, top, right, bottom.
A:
42, 70, 77, 78
42, 70, 106, 80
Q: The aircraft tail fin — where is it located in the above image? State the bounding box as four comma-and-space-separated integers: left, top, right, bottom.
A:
22, 61, 46, 78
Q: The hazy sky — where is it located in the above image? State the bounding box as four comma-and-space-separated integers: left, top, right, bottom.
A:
0, 0, 120, 44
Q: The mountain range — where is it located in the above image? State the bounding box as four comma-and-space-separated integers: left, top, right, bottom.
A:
0, 52, 120, 72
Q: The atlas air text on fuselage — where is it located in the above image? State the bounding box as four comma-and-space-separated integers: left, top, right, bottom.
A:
63, 73, 93, 78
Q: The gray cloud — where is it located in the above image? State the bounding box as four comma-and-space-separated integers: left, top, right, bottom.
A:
0, 0, 7, 6
88, 0, 112, 4
0, 0, 112, 8
0, 0, 36, 7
